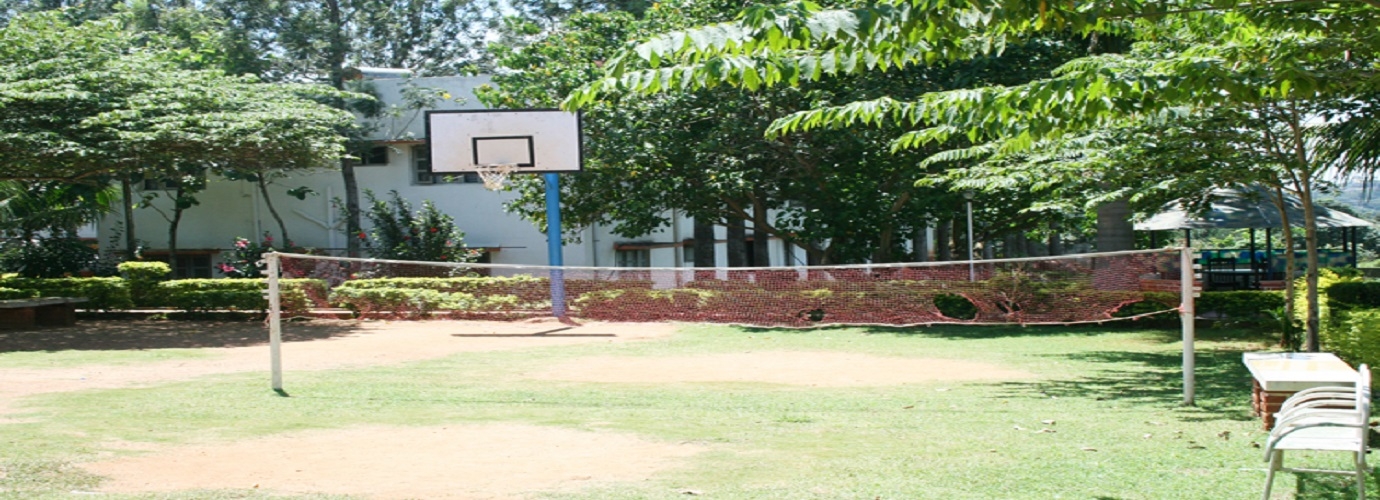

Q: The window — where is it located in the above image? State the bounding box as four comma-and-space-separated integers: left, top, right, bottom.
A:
359, 145, 390, 166
143, 253, 213, 279
682, 244, 695, 264
615, 248, 651, 268
413, 145, 480, 185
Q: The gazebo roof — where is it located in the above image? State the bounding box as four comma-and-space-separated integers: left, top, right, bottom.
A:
1134, 187, 1373, 231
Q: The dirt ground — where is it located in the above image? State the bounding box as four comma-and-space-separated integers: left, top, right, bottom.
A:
0, 318, 1032, 499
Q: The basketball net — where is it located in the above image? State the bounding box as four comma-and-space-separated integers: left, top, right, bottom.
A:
474, 163, 517, 191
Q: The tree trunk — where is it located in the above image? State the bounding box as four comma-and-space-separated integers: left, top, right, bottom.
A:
325, 0, 360, 257
122, 177, 137, 258
1096, 198, 1135, 252
752, 200, 770, 267
693, 218, 716, 267
726, 215, 747, 267
168, 186, 184, 278
1273, 187, 1299, 349
258, 176, 291, 246
1048, 222, 1064, 256
913, 225, 929, 262
936, 219, 952, 261
1300, 178, 1322, 352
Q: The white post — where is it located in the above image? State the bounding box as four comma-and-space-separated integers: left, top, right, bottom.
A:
267, 252, 283, 393
965, 192, 975, 281
1180, 246, 1196, 406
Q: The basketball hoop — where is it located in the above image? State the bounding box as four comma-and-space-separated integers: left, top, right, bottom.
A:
474, 163, 517, 191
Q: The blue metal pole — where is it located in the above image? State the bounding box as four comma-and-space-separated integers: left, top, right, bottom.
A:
544, 173, 566, 317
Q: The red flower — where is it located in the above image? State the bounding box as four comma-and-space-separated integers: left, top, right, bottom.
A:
358, 232, 367, 240
429, 227, 438, 233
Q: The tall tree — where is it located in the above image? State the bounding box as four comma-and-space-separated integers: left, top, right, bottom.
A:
201, 0, 500, 256
483, 4, 1083, 264
564, 1, 1380, 348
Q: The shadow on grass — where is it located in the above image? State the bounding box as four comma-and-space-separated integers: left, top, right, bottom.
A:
1294, 472, 1377, 499
740, 321, 1276, 344
0, 319, 364, 353
1004, 348, 1259, 419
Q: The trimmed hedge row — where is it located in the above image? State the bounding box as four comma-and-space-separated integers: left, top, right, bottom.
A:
0, 276, 324, 314
0, 287, 38, 300
0, 277, 133, 310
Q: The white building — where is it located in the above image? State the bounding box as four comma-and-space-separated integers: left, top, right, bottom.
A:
100, 73, 808, 278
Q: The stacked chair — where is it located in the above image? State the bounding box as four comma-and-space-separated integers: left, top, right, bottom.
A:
1262, 364, 1372, 500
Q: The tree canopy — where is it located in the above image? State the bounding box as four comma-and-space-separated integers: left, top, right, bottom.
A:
0, 12, 356, 183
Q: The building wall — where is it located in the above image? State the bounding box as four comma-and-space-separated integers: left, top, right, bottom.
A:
97, 74, 902, 275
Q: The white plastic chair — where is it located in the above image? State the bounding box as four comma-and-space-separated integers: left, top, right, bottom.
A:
1262, 364, 1372, 500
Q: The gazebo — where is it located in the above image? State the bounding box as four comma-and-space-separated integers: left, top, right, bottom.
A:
1135, 187, 1373, 290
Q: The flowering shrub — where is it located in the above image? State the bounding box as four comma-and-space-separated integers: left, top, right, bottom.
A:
360, 190, 480, 264
219, 233, 304, 278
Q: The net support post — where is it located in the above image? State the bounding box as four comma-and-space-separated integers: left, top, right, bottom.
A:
267, 252, 284, 393
1180, 246, 1196, 406
545, 173, 567, 318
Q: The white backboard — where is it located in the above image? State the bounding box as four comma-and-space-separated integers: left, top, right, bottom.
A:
425, 109, 582, 173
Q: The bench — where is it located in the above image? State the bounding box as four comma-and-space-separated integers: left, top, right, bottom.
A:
0, 297, 89, 329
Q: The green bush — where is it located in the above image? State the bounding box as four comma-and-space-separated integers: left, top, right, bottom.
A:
1322, 310, 1380, 370
154, 278, 324, 314
1294, 269, 1363, 328
118, 261, 171, 307
1197, 291, 1286, 321
0, 287, 38, 300
328, 286, 524, 318
0, 277, 132, 310
159, 279, 264, 312
1325, 281, 1380, 310
933, 293, 977, 320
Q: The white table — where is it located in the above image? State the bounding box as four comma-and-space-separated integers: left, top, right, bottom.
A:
1243, 352, 1360, 427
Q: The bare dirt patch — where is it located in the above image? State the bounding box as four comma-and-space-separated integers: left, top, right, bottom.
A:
529, 351, 1035, 386
83, 424, 706, 500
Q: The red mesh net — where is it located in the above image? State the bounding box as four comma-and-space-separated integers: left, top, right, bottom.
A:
271, 249, 1183, 327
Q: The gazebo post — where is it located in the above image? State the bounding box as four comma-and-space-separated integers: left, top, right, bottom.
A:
1266, 227, 1274, 280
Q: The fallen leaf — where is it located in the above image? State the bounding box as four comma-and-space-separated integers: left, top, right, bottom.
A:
681, 489, 703, 495
1143, 434, 1153, 439
1217, 431, 1231, 440
1081, 447, 1098, 452
902, 405, 914, 410
1013, 425, 1026, 431
1035, 428, 1056, 434
1041, 419, 1056, 425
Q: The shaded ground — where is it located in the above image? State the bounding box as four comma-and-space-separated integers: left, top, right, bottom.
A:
0, 318, 354, 352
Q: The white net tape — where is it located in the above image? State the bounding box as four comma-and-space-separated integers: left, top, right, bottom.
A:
474, 163, 517, 190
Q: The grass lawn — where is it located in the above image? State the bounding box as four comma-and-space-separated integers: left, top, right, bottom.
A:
0, 321, 1372, 499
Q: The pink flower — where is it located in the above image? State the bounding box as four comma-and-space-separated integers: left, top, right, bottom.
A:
235, 238, 248, 249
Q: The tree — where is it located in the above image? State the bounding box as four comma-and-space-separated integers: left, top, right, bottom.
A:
198, 0, 501, 257
483, 3, 1085, 264
563, 1, 1380, 349
0, 12, 354, 273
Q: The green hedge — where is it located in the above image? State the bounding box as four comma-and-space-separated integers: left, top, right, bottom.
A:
1323, 310, 1380, 370
327, 287, 527, 318
118, 261, 171, 307
0, 277, 133, 310
157, 279, 324, 314
0, 287, 38, 300
1326, 282, 1380, 310
1197, 291, 1286, 320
